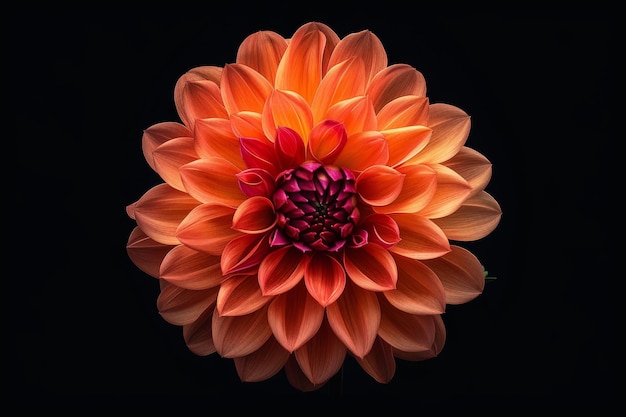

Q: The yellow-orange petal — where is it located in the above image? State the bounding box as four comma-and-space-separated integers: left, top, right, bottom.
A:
268, 281, 325, 352
217, 275, 271, 316
157, 281, 218, 326
294, 317, 347, 385
176, 204, 238, 256
310, 57, 367, 123
389, 213, 451, 260
393, 314, 446, 360
212, 304, 272, 358
375, 163, 437, 214
179, 157, 246, 207
366, 64, 427, 113
183, 307, 216, 356
236, 30, 288, 84
229, 111, 266, 141
422, 245, 486, 305
409, 103, 470, 165
194, 117, 245, 169
231, 196, 277, 234
261, 89, 313, 144
221, 63, 274, 115
325, 96, 377, 136
133, 183, 200, 245
356, 165, 405, 206
142, 122, 192, 172
333, 131, 389, 172
354, 336, 395, 384
304, 252, 346, 307
434, 191, 502, 241
376, 95, 429, 130
152, 136, 198, 192
443, 146, 493, 197
284, 355, 327, 392
234, 336, 290, 382
328, 29, 387, 85
258, 246, 308, 296
377, 295, 436, 352
343, 244, 397, 292
174, 66, 227, 131
417, 164, 473, 219
326, 279, 380, 359
384, 254, 446, 315
382, 125, 432, 167
126, 227, 174, 278
160, 245, 223, 290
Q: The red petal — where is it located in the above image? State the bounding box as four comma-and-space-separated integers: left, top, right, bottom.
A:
236, 168, 276, 198
304, 252, 346, 307
239, 136, 279, 175
220, 233, 271, 276
232, 196, 277, 234
275, 126, 306, 170
357, 213, 401, 249
258, 246, 308, 296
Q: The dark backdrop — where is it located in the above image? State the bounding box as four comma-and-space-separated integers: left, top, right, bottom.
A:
11, 9, 615, 411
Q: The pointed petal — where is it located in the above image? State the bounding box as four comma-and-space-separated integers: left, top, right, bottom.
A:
194, 117, 246, 169
236, 30, 288, 83
434, 191, 502, 241
258, 246, 307, 296
160, 245, 223, 290
212, 304, 272, 358
179, 157, 246, 207
354, 336, 395, 383
229, 111, 266, 141
236, 168, 276, 198
357, 213, 401, 249
422, 245, 486, 304
232, 196, 277, 234
393, 315, 446, 361
294, 317, 347, 385
376, 95, 429, 130
133, 183, 199, 245
384, 254, 446, 315
268, 281, 325, 352
220, 233, 271, 276
389, 213, 451, 260
356, 165, 404, 206
304, 252, 346, 307
377, 295, 436, 352
239, 136, 278, 175
417, 164, 473, 219
333, 131, 389, 172
261, 89, 313, 145
176, 204, 238, 256
366, 64, 427, 113
217, 275, 272, 316
325, 96, 377, 136
328, 29, 387, 84
174, 66, 227, 130
326, 279, 380, 358
292, 22, 341, 75
142, 122, 192, 172
183, 306, 216, 356
274, 126, 306, 170
344, 244, 397, 292
443, 146, 493, 196
307, 119, 347, 164
284, 355, 327, 392
234, 336, 290, 382
157, 281, 218, 326
382, 125, 432, 167
152, 136, 198, 192
126, 227, 174, 278
221, 63, 273, 115
375, 163, 437, 214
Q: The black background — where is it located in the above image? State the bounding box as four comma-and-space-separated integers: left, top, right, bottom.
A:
12, 9, 615, 411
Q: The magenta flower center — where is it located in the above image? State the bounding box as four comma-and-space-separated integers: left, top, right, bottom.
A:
272, 161, 359, 252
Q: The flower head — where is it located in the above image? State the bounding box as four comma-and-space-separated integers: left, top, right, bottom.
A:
126, 22, 502, 391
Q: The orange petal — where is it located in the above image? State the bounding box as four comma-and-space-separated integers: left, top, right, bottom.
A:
157, 281, 218, 326
126, 227, 174, 278
284, 355, 327, 392
174, 66, 227, 131
160, 245, 223, 290
417, 164, 473, 219
434, 191, 502, 241
268, 281, 325, 352
258, 246, 308, 296
366, 64, 427, 113
325, 96, 377, 136
133, 183, 200, 245
229, 111, 266, 141
409, 103, 470, 165
307, 119, 347, 164
232, 196, 277, 234
344, 244, 397, 292
389, 213, 451, 260
176, 204, 238, 256
142, 122, 192, 172
220, 233, 271, 276
356, 165, 404, 206
212, 304, 272, 358
194, 117, 245, 169
377, 295, 436, 352
304, 252, 346, 307
261, 89, 313, 144
382, 125, 432, 167
384, 254, 446, 315
326, 279, 380, 358
236, 30, 288, 83
443, 146, 493, 197
393, 314, 446, 361
294, 317, 347, 385
328, 29, 387, 85
292, 22, 341, 75
354, 336, 395, 384
357, 213, 401, 248
376, 95, 429, 130
234, 336, 290, 382
152, 136, 198, 192
183, 307, 216, 356
375, 163, 437, 214
217, 275, 272, 316
422, 245, 486, 304
221, 63, 273, 115
179, 157, 246, 207
333, 131, 389, 172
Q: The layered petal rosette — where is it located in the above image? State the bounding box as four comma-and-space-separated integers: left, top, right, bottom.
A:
126, 22, 502, 392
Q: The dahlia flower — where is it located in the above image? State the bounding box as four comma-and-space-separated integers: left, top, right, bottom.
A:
126, 21, 502, 392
